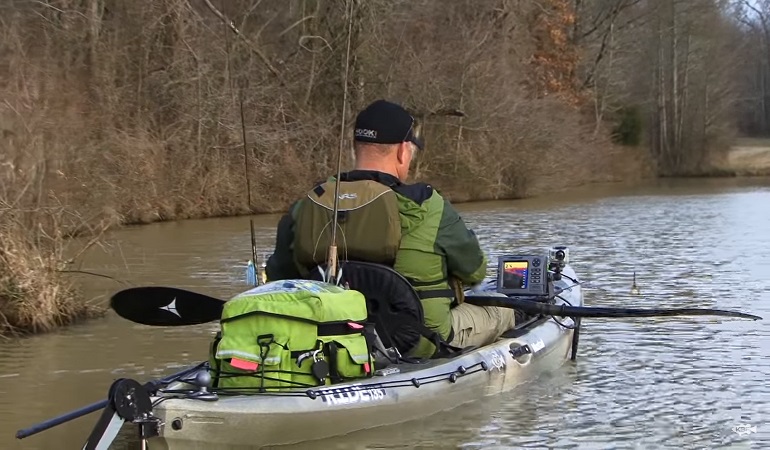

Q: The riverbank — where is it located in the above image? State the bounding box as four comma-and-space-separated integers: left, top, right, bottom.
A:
702, 138, 770, 177
5, 129, 767, 338
0, 220, 103, 338
0, 142, 651, 338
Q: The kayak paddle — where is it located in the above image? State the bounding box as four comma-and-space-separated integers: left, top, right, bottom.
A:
110, 286, 225, 326
110, 286, 762, 327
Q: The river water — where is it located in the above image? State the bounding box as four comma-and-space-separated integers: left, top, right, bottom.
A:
2, 177, 769, 449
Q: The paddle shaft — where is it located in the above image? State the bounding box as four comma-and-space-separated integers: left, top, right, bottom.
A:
465, 296, 762, 321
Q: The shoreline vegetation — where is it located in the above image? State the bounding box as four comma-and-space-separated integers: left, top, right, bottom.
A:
1, 0, 769, 336
0, 219, 104, 337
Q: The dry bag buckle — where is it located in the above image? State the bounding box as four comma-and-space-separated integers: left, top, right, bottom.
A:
296, 348, 321, 367
297, 349, 330, 384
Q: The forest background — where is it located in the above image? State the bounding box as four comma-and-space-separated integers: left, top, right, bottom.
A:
2, 0, 770, 334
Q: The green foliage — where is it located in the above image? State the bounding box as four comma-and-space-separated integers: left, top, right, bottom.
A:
612, 106, 643, 146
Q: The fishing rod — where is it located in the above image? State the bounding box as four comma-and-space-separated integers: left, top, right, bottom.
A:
221, 0, 259, 286
239, 88, 259, 286
465, 294, 762, 321
465, 260, 763, 322
325, 0, 355, 284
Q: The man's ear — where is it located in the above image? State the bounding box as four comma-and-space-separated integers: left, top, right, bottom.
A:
396, 142, 408, 164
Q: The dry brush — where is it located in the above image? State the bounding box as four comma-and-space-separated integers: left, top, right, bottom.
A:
0, 0, 668, 335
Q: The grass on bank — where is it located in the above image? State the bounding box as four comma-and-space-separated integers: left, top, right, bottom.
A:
0, 208, 104, 338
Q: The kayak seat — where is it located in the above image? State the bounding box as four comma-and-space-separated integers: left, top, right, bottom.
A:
308, 261, 431, 358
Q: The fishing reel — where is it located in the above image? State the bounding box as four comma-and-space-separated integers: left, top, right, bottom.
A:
246, 253, 272, 286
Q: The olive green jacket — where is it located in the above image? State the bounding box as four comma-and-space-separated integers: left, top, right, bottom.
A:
265, 170, 487, 357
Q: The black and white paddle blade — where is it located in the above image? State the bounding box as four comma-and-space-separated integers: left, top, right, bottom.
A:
110, 287, 225, 326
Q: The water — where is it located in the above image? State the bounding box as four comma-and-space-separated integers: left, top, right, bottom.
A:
2, 177, 769, 449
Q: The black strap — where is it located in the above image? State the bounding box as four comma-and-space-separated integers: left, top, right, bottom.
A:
361, 323, 378, 352
317, 321, 367, 336
362, 324, 409, 368
325, 342, 342, 384
417, 289, 455, 299
412, 290, 461, 357
223, 311, 366, 333
406, 277, 448, 287
210, 331, 223, 388
393, 311, 461, 359
420, 324, 462, 358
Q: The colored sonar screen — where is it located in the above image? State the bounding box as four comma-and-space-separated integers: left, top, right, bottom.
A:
502, 261, 529, 290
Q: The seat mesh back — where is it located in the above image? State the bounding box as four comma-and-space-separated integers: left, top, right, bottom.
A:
309, 261, 423, 355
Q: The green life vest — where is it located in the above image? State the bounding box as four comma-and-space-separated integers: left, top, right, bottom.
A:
208, 280, 374, 390
292, 178, 456, 359
293, 178, 402, 273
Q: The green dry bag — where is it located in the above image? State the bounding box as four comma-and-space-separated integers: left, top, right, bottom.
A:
208, 279, 375, 391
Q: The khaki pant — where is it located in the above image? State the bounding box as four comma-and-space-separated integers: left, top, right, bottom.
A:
448, 303, 516, 349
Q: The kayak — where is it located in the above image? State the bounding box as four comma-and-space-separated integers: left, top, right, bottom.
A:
16, 246, 757, 449
146, 264, 583, 449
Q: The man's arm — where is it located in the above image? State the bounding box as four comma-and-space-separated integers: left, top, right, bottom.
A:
265, 201, 302, 281
436, 199, 487, 284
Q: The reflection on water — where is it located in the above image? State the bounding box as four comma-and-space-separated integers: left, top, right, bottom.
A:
2, 178, 769, 449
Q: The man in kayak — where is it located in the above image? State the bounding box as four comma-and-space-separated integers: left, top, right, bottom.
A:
265, 99, 516, 358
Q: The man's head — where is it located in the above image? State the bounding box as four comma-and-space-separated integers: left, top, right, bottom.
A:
352, 99, 423, 181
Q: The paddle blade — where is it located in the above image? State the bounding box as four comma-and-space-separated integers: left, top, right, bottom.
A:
110, 287, 225, 326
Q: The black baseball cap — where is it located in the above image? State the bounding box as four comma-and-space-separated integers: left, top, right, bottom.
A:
353, 99, 424, 150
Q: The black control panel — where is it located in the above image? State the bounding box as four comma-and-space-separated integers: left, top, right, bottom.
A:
495, 254, 549, 296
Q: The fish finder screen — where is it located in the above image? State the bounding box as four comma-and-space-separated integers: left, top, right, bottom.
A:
502, 261, 528, 289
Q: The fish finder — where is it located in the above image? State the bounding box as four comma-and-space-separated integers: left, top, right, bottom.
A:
495, 254, 549, 296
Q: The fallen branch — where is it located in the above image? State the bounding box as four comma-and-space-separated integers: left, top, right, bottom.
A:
57, 269, 129, 286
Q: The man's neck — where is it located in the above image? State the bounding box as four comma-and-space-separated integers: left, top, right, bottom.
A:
353, 162, 399, 179
339, 169, 403, 187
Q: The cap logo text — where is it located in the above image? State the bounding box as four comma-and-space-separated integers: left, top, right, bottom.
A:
355, 128, 377, 139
